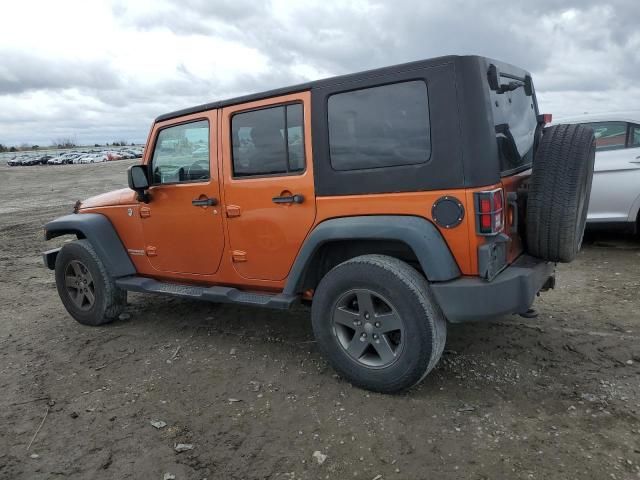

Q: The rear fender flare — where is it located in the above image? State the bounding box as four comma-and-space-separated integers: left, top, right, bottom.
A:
283, 215, 460, 295
44, 213, 136, 278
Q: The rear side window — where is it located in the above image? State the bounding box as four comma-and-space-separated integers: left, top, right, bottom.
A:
328, 81, 431, 171
231, 103, 305, 177
631, 124, 640, 147
151, 120, 209, 184
585, 121, 627, 151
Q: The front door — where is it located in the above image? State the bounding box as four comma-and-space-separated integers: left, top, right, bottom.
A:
588, 121, 640, 222
140, 112, 225, 275
221, 92, 316, 281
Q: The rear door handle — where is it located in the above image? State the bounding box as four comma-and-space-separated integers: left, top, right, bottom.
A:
192, 197, 218, 207
272, 194, 305, 204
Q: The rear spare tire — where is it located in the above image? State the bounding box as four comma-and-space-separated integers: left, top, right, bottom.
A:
526, 124, 596, 262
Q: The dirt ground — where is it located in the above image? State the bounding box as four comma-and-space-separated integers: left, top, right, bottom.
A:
1, 160, 639, 480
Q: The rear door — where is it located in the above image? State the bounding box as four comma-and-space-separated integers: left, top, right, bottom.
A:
220, 92, 316, 281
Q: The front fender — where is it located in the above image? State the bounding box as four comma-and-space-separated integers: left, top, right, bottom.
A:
283, 215, 460, 295
44, 213, 136, 278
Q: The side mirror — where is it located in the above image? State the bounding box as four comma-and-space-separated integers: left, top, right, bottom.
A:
127, 164, 150, 202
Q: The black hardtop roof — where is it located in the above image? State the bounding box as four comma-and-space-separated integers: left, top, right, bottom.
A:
155, 55, 465, 123
155, 54, 529, 123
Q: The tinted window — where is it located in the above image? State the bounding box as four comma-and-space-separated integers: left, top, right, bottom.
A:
328, 81, 430, 171
151, 120, 209, 184
232, 103, 305, 177
585, 121, 627, 151
490, 82, 537, 173
630, 124, 640, 147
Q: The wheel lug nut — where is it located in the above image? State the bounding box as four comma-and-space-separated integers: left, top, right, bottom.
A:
364, 313, 370, 320
375, 322, 380, 328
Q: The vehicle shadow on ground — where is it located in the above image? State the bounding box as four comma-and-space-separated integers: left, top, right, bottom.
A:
583, 229, 639, 249
116, 291, 571, 398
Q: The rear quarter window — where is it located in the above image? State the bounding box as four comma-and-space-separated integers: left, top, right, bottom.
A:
582, 121, 627, 151
327, 81, 431, 171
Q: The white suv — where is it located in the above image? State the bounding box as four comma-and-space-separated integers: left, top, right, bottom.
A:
555, 112, 640, 233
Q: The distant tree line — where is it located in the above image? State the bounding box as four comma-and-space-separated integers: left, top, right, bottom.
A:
0, 144, 19, 152
51, 137, 77, 149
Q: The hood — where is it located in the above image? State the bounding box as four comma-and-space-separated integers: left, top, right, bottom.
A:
79, 188, 137, 210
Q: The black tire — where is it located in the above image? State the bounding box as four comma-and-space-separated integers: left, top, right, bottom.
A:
311, 254, 446, 394
54, 239, 127, 326
526, 123, 596, 262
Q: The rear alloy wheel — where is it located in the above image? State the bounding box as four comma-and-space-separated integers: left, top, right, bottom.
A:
55, 239, 126, 326
332, 288, 405, 368
312, 254, 446, 394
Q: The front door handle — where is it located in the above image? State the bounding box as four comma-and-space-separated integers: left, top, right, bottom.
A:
192, 197, 218, 207
272, 194, 305, 204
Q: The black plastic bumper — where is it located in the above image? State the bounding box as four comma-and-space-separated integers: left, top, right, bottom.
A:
430, 255, 555, 323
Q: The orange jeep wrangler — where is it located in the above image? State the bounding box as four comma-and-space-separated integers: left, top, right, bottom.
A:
43, 56, 595, 393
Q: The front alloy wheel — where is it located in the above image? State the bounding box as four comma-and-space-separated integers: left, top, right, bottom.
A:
54, 239, 126, 326
63, 260, 96, 310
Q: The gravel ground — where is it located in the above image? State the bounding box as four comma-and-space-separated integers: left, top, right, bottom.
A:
1, 161, 639, 480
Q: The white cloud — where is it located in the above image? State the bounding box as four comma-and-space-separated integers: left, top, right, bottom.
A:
0, 0, 638, 145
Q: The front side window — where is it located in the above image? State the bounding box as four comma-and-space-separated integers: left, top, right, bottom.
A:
328, 81, 431, 171
231, 103, 305, 177
585, 121, 627, 151
151, 120, 209, 184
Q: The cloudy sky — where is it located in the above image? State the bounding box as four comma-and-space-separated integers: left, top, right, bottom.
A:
1, 0, 639, 146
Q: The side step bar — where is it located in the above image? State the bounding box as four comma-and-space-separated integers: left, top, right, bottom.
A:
115, 276, 298, 310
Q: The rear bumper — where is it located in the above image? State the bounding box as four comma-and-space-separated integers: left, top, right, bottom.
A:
431, 255, 555, 323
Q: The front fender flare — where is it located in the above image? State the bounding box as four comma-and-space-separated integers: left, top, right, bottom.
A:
44, 213, 136, 278
283, 215, 460, 295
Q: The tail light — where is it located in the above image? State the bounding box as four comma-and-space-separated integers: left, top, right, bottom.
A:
475, 189, 504, 235
537, 113, 552, 125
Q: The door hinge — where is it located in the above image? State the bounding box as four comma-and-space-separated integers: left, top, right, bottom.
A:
140, 206, 151, 218
232, 250, 247, 262
146, 246, 158, 257
226, 205, 241, 217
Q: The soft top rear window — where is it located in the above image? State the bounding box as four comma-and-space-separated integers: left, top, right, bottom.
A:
489, 71, 538, 174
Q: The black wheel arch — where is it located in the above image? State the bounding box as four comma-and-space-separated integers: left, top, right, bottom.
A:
44, 213, 136, 278
283, 215, 460, 295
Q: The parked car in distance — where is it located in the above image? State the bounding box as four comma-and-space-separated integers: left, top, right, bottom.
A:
43, 55, 595, 393
555, 112, 640, 233
48, 153, 78, 165
106, 151, 124, 161
76, 153, 108, 164
21, 156, 41, 166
